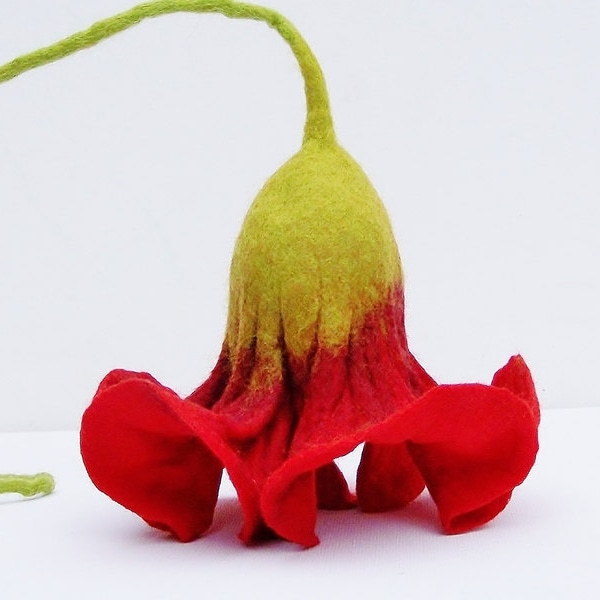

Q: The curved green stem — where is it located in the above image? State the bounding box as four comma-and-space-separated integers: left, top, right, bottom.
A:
0, 0, 335, 145
0, 473, 55, 497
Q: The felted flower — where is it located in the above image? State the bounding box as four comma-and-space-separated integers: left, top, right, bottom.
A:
79, 147, 539, 545
0, 0, 540, 548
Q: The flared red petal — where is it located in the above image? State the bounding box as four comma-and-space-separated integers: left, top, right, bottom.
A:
491, 354, 540, 424
316, 462, 357, 510
81, 366, 298, 545
261, 355, 538, 544
80, 370, 223, 542
364, 355, 540, 533
356, 442, 425, 512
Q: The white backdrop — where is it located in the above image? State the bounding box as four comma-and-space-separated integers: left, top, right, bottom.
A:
0, 0, 598, 431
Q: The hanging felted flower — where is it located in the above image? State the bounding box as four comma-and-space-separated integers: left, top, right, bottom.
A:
0, 0, 540, 548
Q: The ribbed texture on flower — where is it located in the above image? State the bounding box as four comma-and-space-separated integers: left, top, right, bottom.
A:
227, 141, 402, 370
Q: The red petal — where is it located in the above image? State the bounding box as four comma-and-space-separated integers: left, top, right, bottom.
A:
80, 373, 223, 542
95, 368, 164, 394
261, 439, 363, 548
82, 369, 292, 546
264, 471, 320, 548
364, 358, 540, 533
492, 354, 541, 424
356, 442, 425, 512
316, 462, 356, 510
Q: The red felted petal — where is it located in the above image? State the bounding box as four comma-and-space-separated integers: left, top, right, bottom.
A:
356, 442, 425, 512
316, 462, 356, 510
365, 358, 539, 533
264, 470, 320, 548
80, 375, 223, 542
492, 354, 541, 424
84, 367, 292, 546
95, 368, 165, 394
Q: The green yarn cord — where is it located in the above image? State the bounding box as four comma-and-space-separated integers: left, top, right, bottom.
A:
0, 0, 336, 144
0, 473, 55, 497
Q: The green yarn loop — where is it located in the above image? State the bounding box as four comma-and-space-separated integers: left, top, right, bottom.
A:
0, 0, 336, 144
0, 473, 55, 497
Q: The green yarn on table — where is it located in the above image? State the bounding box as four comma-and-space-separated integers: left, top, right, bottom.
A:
0, 473, 55, 497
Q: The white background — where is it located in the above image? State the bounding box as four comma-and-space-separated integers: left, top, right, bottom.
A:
0, 0, 598, 431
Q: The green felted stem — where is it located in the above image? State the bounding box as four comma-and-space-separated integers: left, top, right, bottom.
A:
0, 473, 55, 497
0, 0, 335, 145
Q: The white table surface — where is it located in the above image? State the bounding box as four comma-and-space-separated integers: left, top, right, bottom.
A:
1, 407, 598, 599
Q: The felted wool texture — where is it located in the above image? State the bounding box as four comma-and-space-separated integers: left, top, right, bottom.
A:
359, 355, 540, 534
0, 473, 55, 497
1, 0, 542, 548
228, 141, 402, 364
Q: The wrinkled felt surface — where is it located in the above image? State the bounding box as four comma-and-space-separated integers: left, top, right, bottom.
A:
81, 285, 539, 547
